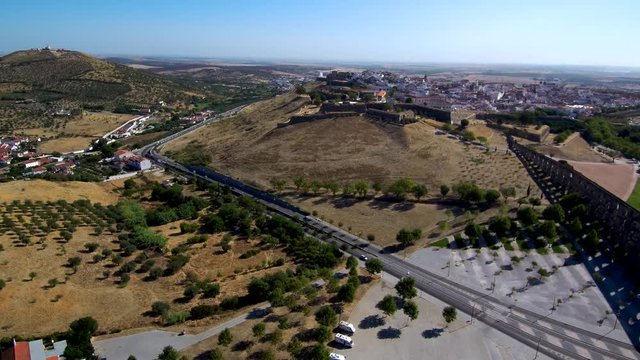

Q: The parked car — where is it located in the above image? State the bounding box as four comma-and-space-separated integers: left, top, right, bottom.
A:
359, 254, 368, 261
330, 353, 346, 360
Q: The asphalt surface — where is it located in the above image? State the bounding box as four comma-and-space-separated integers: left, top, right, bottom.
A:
94, 305, 268, 360
138, 104, 640, 360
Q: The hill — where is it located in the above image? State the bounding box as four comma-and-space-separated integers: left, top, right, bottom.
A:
0, 48, 205, 129
163, 93, 533, 194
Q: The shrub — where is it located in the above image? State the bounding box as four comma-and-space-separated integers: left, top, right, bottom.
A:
84, 242, 99, 253
163, 311, 189, 326
186, 235, 208, 245
151, 301, 170, 316
179, 222, 199, 234
220, 296, 239, 310
190, 304, 218, 319
252, 322, 266, 338
202, 282, 221, 298
315, 306, 337, 327
218, 328, 233, 347
148, 267, 163, 280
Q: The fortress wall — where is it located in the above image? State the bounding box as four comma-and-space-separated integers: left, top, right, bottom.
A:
508, 136, 640, 261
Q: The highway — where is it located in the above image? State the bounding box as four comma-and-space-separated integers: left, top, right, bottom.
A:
138, 104, 639, 360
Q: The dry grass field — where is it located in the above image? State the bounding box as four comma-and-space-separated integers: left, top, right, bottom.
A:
533, 133, 608, 162
163, 94, 534, 196
0, 179, 290, 338
0, 180, 119, 204
19, 111, 135, 153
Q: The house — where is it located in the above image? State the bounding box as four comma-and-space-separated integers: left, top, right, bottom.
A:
21, 159, 40, 169
113, 149, 135, 161
375, 90, 387, 102
126, 155, 151, 171
1, 338, 67, 360
52, 162, 75, 175
27, 166, 47, 176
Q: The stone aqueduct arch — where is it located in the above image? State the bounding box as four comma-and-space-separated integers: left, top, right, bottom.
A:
508, 136, 640, 261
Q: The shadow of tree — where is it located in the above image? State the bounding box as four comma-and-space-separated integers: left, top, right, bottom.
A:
377, 326, 402, 339
358, 314, 385, 329
422, 328, 444, 339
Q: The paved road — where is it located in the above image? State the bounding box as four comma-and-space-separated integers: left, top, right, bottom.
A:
94, 305, 268, 360
138, 104, 639, 360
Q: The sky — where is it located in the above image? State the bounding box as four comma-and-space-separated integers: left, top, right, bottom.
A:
1, 0, 639, 67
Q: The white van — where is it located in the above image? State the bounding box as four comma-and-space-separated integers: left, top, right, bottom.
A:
330, 353, 346, 360
338, 320, 356, 334
335, 333, 354, 347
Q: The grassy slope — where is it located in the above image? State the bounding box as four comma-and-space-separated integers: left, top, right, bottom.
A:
628, 178, 640, 210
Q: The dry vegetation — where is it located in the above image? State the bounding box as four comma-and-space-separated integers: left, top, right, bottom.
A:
21, 111, 135, 153
181, 268, 378, 360
533, 133, 609, 162
0, 179, 119, 204
0, 177, 289, 338
164, 94, 533, 193
163, 93, 541, 247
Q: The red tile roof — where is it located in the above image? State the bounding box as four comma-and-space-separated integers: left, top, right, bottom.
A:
13, 341, 30, 360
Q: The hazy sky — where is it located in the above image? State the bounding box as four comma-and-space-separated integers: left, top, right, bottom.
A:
2, 0, 639, 67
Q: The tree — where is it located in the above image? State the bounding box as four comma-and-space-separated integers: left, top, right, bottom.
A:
287, 338, 302, 357
218, 328, 233, 347
29, 271, 37, 281
464, 222, 482, 240
538, 220, 557, 240
484, 189, 501, 204
365, 259, 383, 275
157, 346, 187, 360
543, 204, 565, 223
315, 305, 337, 327
337, 283, 356, 303
378, 295, 397, 317
48, 278, 58, 288
460, 119, 470, 128
354, 182, 369, 197
127, 356, 137, 360
568, 217, 583, 235
210, 348, 224, 360
396, 228, 421, 247
412, 184, 428, 201
315, 325, 332, 342
403, 300, 419, 321
489, 216, 511, 237
395, 277, 417, 300
64, 317, 99, 360
0, 279, 5, 290
269, 178, 286, 192
452, 181, 484, 203
346, 256, 358, 270
252, 322, 266, 338
293, 176, 308, 191
325, 182, 339, 196
517, 207, 538, 226
387, 178, 414, 199
67, 256, 82, 269
84, 242, 99, 253
307, 343, 330, 360
220, 234, 232, 253
442, 306, 457, 325
440, 184, 450, 198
